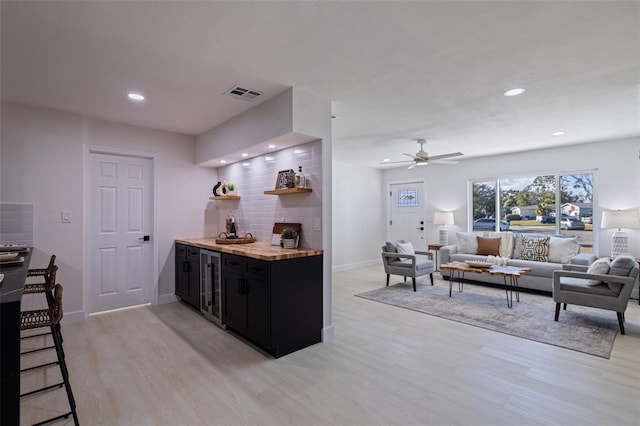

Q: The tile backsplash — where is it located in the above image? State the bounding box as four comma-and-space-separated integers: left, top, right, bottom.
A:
207, 140, 322, 249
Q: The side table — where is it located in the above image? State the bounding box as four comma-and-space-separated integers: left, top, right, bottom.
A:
428, 243, 445, 271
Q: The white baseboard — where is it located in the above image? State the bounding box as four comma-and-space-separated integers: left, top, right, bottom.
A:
332, 259, 380, 273
321, 325, 334, 342
158, 293, 178, 305
61, 310, 85, 324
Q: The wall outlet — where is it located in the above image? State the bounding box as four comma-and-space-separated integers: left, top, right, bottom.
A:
313, 218, 321, 231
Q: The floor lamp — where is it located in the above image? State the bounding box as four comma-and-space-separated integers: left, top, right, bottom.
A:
601, 209, 640, 257
433, 211, 455, 245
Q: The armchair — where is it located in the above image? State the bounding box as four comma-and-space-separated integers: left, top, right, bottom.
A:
552, 255, 639, 334
381, 242, 435, 291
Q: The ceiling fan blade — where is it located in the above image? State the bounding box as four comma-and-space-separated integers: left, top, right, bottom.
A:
379, 160, 414, 165
407, 163, 417, 170
431, 160, 459, 165
428, 152, 463, 161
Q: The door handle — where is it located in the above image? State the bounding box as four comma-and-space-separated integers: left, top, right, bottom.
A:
417, 227, 424, 230
139, 235, 150, 242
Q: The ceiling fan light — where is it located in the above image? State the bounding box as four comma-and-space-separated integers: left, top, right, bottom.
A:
504, 88, 526, 97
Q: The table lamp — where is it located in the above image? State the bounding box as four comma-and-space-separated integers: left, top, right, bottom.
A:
601, 209, 640, 257
433, 211, 455, 245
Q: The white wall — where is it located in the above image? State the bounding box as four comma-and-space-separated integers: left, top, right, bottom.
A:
213, 140, 322, 249
383, 137, 640, 257
0, 102, 216, 319
331, 161, 385, 271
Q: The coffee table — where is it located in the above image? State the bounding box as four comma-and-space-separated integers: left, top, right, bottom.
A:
440, 261, 532, 308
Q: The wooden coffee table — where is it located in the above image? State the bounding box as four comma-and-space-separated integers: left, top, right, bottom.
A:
440, 261, 532, 308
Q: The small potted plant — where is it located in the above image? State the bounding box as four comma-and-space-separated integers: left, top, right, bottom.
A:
280, 227, 298, 249
227, 183, 235, 194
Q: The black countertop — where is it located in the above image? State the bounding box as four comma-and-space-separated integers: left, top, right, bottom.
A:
0, 250, 32, 304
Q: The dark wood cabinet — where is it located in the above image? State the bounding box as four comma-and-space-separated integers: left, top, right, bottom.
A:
222, 252, 322, 358
175, 243, 200, 309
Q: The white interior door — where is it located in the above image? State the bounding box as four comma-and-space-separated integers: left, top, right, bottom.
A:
89, 152, 154, 313
389, 182, 425, 249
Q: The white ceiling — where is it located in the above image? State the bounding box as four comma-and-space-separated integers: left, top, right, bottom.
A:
2, 1, 638, 168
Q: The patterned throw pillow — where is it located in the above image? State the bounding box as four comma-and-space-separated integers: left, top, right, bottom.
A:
519, 235, 550, 262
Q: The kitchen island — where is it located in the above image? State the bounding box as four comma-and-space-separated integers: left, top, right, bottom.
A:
175, 238, 323, 358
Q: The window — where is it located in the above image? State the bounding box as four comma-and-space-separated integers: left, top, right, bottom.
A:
397, 189, 418, 207
471, 171, 594, 251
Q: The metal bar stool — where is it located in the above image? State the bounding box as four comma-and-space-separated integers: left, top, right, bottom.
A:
20, 284, 79, 426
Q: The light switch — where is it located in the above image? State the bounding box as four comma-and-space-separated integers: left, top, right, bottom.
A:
62, 210, 72, 223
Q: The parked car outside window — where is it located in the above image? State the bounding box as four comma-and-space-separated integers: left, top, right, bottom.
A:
560, 216, 585, 230
473, 218, 510, 231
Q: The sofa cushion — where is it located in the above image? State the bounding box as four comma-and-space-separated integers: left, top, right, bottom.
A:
507, 258, 560, 278
513, 233, 548, 259
385, 241, 400, 263
548, 236, 579, 264
609, 254, 637, 277
586, 257, 610, 285
558, 277, 619, 297
456, 232, 478, 254
519, 235, 550, 262
396, 241, 415, 255
477, 237, 501, 256
390, 260, 433, 273
485, 232, 514, 257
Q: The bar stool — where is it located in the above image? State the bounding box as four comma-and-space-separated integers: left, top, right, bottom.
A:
20, 284, 79, 426
21, 265, 59, 351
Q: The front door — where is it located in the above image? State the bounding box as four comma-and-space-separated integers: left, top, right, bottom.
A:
389, 182, 425, 249
89, 152, 154, 313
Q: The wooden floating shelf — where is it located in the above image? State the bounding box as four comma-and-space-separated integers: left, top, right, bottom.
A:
209, 195, 241, 200
264, 188, 313, 195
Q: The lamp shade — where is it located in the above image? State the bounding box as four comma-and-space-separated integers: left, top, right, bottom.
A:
601, 209, 640, 230
433, 211, 455, 226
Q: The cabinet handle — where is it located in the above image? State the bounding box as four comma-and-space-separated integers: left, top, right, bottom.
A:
249, 266, 264, 273
229, 261, 240, 267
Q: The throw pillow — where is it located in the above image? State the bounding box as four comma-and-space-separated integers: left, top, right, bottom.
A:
586, 257, 610, 286
485, 232, 514, 258
477, 237, 501, 256
609, 254, 637, 277
385, 241, 400, 263
548, 236, 579, 264
396, 241, 415, 255
456, 232, 478, 254
519, 235, 550, 262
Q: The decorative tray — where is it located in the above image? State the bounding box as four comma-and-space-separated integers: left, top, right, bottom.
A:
215, 233, 255, 245
465, 260, 493, 269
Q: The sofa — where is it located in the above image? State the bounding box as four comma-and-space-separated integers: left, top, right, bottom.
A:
439, 231, 597, 293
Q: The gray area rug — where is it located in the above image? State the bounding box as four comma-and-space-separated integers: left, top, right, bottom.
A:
356, 280, 618, 358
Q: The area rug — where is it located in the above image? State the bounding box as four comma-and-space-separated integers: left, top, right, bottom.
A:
356, 280, 618, 358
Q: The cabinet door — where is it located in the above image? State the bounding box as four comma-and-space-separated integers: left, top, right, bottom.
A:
244, 276, 270, 349
187, 260, 200, 308
175, 245, 188, 298
222, 271, 244, 332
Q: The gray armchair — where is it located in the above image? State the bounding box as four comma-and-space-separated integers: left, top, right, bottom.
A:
381, 243, 435, 291
552, 255, 639, 334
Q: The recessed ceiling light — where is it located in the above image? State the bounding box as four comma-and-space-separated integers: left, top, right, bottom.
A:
503, 88, 526, 97
552, 131, 566, 136
268, 144, 276, 149
220, 160, 226, 164
242, 162, 251, 167
382, 159, 390, 162
265, 156, 275, 162
241, 153, 249, 157
127, 92, 145, 101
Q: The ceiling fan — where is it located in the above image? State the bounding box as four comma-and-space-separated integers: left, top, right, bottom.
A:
381, 139, 464, 169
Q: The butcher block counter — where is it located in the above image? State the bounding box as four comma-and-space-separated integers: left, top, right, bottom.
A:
175, 238, 323, 261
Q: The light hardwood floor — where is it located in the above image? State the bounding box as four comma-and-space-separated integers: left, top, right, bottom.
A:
20, 265, 640, 425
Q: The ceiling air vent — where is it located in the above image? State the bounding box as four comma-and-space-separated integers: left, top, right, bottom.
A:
223, 85, 263, 101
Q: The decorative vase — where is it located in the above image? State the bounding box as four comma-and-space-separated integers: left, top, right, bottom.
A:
212, 181, 222, 197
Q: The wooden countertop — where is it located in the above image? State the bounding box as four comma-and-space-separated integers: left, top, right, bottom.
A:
175, 238, 323, 261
